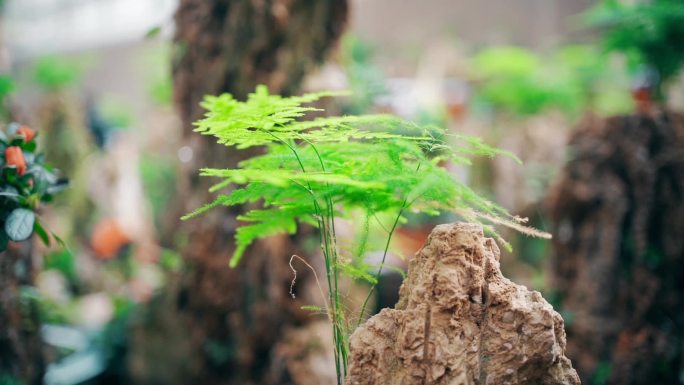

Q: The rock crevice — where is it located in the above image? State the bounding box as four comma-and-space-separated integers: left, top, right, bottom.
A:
346, 223, 580, 385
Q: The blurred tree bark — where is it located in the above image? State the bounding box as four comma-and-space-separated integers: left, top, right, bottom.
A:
131, 1, 348, 384
547, 111, 684, 385
0, 243, 44, 385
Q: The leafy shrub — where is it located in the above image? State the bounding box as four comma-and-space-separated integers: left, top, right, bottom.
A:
32, 56, 86, 91
470, 45, 634, 118
0, 123, 67, 250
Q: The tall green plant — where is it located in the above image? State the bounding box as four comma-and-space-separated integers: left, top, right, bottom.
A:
183, 85, 547, 383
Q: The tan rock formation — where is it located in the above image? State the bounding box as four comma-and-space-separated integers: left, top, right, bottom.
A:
346, 223, 580, 385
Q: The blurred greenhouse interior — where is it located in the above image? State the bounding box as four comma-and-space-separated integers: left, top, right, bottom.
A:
0, 0, 683, 384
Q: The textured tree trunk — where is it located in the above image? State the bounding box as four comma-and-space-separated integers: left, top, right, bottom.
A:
0, 242, 44, 385
547, 111, 684, 384
131, 1, 348, 384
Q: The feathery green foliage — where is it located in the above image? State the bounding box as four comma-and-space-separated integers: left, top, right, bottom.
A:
470, 45, 634, 118
183, 85, 547, 383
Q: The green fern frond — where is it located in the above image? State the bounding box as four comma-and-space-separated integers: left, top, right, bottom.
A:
180, 195, 231, 221
337, 262, 378, 285
231, 205, 311, 267
185, 85, 546, 259
301, 305, 324, 312
200, 168, 386, 189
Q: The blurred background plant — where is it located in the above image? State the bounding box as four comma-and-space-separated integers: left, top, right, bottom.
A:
469, 44, 633, 118
584, 0, 684, 99
0, 122, 68, 248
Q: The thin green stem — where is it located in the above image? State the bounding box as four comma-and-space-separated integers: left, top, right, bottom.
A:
355, 162, 422, 328
355, 202, 406, 328
268, 132, 344, 382
298, 134, 348, 375
372, 212, 391, 233
269, 131, 350, 382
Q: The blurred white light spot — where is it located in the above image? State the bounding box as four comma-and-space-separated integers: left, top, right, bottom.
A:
178, 146, 193, 163
77, 293, 114, 328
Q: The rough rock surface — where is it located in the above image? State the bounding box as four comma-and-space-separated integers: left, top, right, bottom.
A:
346, 223, 580, 385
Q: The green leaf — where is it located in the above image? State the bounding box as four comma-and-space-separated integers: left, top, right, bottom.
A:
0, 75, 14, 102
200, 168, 385, 189
0, 230, 8, 252
0, 191, 21, 200
46, 179, 69, 195
181, 195, 231, 221
9, 137, 23, 146
337, 262, 378, 285
5, 208, 35, 241
182, 186, 267, 221
145, 26, 162, 39
52, 233, 69, 251
301, 305, 323, 312
21, 140, 37, 153
32, 56, 83, 91
33, 220, 50, 246
230, 206, 304, 267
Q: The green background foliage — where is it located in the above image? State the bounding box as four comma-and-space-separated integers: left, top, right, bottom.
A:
585, 0, 684, 94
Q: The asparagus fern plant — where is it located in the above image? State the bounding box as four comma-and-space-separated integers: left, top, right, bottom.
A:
183, 85, 547, 383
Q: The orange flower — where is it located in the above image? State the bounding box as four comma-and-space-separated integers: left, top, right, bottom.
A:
17, 125, 35, 142
91, 218, 130, 259
5, 146, 26, 175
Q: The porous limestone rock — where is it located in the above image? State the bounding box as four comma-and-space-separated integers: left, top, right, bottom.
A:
346, 223, 580, 385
